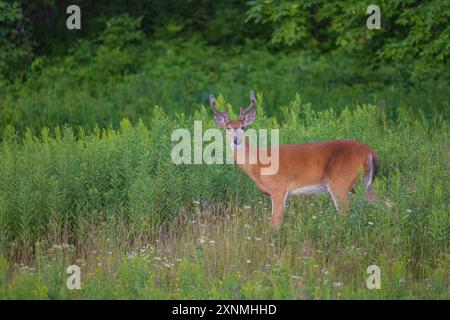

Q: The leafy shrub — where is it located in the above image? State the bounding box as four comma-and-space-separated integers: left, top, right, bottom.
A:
0, 0, 32, 80
1, 39, 448, 137
247, 0, 450, 74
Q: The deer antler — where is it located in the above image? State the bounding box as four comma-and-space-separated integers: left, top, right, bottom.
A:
239, 90, 256, 121
210, 94, 230, 125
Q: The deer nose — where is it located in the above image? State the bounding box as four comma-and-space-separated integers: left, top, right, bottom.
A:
234, 136, 238, 144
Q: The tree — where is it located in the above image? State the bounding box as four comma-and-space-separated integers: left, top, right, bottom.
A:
246, 0, 449, 73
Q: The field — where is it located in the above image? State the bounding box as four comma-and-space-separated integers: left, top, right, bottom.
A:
0, 1, 449, 300
0, 94, 448, 299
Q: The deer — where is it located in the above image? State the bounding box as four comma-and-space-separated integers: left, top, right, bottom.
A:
209, 90, 379, 229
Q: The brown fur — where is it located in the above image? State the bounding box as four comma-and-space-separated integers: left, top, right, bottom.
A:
228, 121, 378, 228
211, 93, 378, 229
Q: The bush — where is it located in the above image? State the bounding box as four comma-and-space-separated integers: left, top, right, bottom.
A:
0, 0, 32, 80
1, 39, 448, 136
247, 0, 450, 75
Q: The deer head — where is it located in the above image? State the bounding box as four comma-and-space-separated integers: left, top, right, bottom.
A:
210, 91, 256, 147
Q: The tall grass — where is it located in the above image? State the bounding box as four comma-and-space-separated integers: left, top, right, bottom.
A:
0, 96, 448, 299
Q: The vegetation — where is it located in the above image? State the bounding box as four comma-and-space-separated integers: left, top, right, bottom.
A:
1, 101, 448, 299
0, 1, 448, 299
247, 1, 449, 70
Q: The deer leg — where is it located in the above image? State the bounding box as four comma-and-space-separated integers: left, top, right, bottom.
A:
365, 184, 377, 204
270, 192, 286, 229
254, 180, 270, 196
325, 181, 350, 213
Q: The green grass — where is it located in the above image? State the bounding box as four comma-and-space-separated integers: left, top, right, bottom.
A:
0, 97, 448, 299
1, 39, 449, 137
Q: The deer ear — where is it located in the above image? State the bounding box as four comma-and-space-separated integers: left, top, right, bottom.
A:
242, 108, 256, 126
215, 106, 229, 128
214, 114, 227, 128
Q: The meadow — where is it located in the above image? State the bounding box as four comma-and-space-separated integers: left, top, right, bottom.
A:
0, 95, 448, 299
0, 1, 449, 300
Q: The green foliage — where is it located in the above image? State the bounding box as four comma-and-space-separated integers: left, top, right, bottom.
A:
247, 0, 450, 73
1, 38, 448, 136
0, 0, 32, 80
14, 0, 249, 58
0, 0, 448, 300
2, 1, 447, 81
98, 14, 144, 49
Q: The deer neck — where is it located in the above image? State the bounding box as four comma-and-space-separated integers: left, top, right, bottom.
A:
232, 137, 258, 176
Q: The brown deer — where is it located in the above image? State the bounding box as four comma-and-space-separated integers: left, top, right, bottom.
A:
210, 91, 378, 229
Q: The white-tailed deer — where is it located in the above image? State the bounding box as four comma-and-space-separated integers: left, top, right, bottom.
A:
210, 91, 379, 229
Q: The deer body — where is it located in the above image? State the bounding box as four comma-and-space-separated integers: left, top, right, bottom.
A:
210, 91, 378, 229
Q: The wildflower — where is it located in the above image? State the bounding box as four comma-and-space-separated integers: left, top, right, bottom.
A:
246, 259, 251, 264
333, 281, 343, 288
232, 286, 239, 298
244, 205, 251, 210
246, 236, 252, 241
127, 251, 137, 259
154, 257, 162, 261
209, 240, 215, 245
193, 200, 200, 205
323, 279, 329, 285
368, 221, 374, 226
406, 209, 412, 213
312, 215, 317, 220
255, 237, 262, 241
